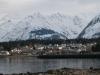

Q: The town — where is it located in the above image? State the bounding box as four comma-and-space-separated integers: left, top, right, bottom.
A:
0, 41, 97, 56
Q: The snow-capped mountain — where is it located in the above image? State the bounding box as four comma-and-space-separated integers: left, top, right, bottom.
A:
78, 14, 100, 38
0, 13, 89, 42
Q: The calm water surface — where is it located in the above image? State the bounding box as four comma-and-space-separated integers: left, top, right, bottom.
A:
0, 56, 100, 74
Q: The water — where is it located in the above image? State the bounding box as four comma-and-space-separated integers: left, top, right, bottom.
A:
0, 56, 100, 74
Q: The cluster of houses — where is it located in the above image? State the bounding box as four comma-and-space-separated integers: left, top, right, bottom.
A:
0, 42, 97, 56
0, 45, 36, 56
36, 43, 97, 55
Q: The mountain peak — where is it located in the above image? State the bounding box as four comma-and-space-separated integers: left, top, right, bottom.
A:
78, 14, 100, 38
88, 14, 100, 26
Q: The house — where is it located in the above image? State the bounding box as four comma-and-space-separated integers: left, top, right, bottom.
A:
0, 51, 10, 56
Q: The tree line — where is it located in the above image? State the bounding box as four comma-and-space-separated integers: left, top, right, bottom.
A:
0, 38, 100, 51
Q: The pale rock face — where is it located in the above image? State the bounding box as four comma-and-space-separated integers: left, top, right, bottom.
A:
79, 15, 100, 38
0, 13, 89, 42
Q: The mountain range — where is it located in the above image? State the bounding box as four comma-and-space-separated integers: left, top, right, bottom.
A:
0, 13, 99, 42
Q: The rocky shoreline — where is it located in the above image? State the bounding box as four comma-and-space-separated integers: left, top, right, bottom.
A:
1, 68, 100, 75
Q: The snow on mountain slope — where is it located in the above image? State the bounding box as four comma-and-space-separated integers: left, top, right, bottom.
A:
46, 13, 89, 38
78, 14, 100, 38
0, 13, 89, 42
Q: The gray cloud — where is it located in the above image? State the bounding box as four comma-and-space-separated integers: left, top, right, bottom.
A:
79, 0, 100, 3
0, 0, 100, 16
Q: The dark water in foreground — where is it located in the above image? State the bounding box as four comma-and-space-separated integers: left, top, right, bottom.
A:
0, 56, 100, 74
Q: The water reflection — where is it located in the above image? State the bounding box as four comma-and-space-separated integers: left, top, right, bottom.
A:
0, 56, 100, 74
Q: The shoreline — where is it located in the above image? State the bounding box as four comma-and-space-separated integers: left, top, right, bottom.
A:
2, 68, 100, 75
1, 52, 100, 58
37, 53, 100, 58
1, 54, 100, 59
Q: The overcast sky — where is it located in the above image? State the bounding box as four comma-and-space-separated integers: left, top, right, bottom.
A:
0, 0, 100, 16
